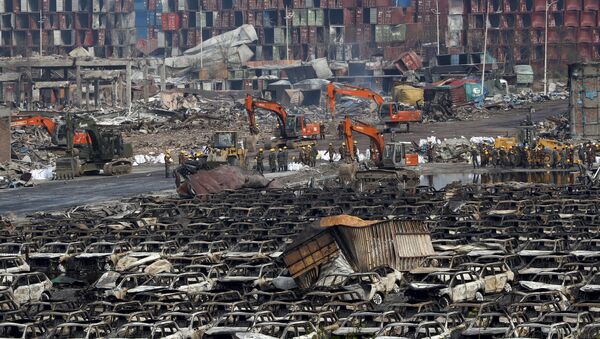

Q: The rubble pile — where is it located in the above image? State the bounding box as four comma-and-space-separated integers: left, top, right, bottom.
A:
486, 87, 569, 110
3, 181, 600, 336
539, 113, 570, 140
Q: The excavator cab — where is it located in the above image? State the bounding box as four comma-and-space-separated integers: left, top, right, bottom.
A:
382, 142, 413, 168
212, 131, 238, 149
285, 115, 320, 139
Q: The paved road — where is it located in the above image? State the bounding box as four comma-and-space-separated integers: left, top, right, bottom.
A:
0, 166, 174, 216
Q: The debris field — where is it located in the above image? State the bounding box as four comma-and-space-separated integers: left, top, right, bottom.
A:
1, 181, 600, 338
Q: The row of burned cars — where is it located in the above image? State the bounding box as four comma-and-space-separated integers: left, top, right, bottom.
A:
2, 184, 600, 338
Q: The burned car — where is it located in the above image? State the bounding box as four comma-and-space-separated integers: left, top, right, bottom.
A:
407, 271, 485, 307
0, 272, 52, 306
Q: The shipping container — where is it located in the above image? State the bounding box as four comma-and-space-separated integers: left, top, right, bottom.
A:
569, 62, 600, 139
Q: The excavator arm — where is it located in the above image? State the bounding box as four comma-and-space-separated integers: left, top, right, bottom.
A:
327, 83, 385, 118
245, 95, 288, 137
10, 116, 58, 135
10, 115, 91, 145
344, 116, 385, 163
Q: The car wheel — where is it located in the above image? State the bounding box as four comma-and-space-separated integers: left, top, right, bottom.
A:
504, 283, 512, 293
438, 296, 451, 310
41, 292, 51, 301
372, 292, 384, 306
475, 291, 484, 301
392, 282, 401, 294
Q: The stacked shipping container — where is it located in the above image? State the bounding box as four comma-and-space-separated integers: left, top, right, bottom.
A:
146, 0, 426, 61
0, 0, 136, 57
461, 0, 600, 75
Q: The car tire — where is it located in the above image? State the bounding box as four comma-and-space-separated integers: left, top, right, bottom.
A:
372, 292, 384, 306
438, 296, 451, 310
41, 292, 51, 301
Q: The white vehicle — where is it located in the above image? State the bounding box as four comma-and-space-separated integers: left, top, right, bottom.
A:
93, 272, 153, 300
236, 321, 318, 339
171, 272, 215, 295
115, 320, 185, 339
0, 272, 53, 306
460, 262, 514, 293
0, 321, 47, 338
408, 271, 485, 307
342, 272, 401, 305
0, 257, 30, 274
519, 271, 585, 297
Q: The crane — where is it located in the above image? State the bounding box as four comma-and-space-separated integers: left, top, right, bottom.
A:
10, 115, 91, 146
327, 82, 422, 132
245, 95, 321, 142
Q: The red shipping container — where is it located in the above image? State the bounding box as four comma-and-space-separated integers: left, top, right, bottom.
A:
343, 8, 354, 24
578, 27, 593, 42
548, 27, 559, 42
581, 11, 596, 26
565, 11, 580, 27
579, 44, 593, 60
584, 0, 599, 10
566, 0, 582, 10
342, 0, 357, 6
564, 27, 578, 41
375, 0, 392, 6
84, 30, 94, 46
531, 12, 545, 28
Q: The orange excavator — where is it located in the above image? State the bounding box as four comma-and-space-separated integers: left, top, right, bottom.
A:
341, 116, 419, 190
10, 115, 91, 146
245, 95, 321, 146
327, 82, 422, 132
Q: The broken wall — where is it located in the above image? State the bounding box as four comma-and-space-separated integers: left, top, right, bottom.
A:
0, 107, 8, 163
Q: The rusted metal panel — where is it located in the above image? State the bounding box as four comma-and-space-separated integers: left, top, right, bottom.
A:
282, 230, 340, 280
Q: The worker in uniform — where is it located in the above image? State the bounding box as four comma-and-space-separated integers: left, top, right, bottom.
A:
588, 144, 596, 169
256, 148, 264, 174
325, 143, 336, 163
277, 148, 284, 172
522, 146, 530, 168
283, 146, 289, 171
339, 142, 346, 161
310, 144, 318, 167
498, 148, 506, 167
426, 142, 435, 163
470, 147, 479, 169
164, 150, 173, 178
298, 146, 305, 165
353, 141, 359, 162
579, 144, 587, 166
269, 148, 277, 172
320, 122, 326, 140
568, 145, 575, 167
559, 147, 567, 169
551, 147, 559, 169
178, 150, 188, 165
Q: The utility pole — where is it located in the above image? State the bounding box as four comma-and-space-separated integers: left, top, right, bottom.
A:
285, 7, 294, 60
39, 7, 43, 56
544, 0, 558, 95
431, 0, 440, 55
480, 0, 489, 102
200, 11, 203, 69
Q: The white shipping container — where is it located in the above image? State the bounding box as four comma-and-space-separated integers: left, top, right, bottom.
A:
369, 9, 377, 24
157, 31, 164, 48
56, 0, 63, 12
274, 27, 284, 44
20, 0, 28, 12
315, 9, 324, 26
177, 0, 184, 11
161, 0, 169, 12
0, 0, 5, 13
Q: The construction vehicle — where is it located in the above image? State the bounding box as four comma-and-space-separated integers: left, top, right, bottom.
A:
341, 116, 419, 190
494, 114, 564, 151
245, 95, 320, 148
54, 113, 133, 179
10, 115, 91, 146
205, 131, 248, 168
326, 82, 422, 132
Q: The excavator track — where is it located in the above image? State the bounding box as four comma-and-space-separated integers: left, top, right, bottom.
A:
103, 159, 133, 176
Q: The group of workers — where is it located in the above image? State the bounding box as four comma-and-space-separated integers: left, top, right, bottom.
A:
467, 142, 599, 169
255, 147, 289, 174
163, 149, 209, 178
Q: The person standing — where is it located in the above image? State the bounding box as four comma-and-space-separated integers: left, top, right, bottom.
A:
339, 142, 346, 161
310, 144, 318, 167
353, 141, 359, 161
164, 150, 173, 178
256, 148, 264, 174
277, 148, 284, 172
470, 147, 479, 169
319, 123, 326, 140
551, 147, 559, 169
268, 148, 277, 172
283, 146, 289, 171
427, 142, 435, 163
337, 122, 344, 139
325, 143, 336, 163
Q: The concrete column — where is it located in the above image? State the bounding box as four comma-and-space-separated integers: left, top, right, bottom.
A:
160, 62, 166, 91
112, 81, 117, 106
94, 79, 99, 107
0, 108, 10, 163
75, 64, 82, 106
143, 61, 149, 104
85, 82, 90, 110
125, 61, 131, 108
15, 79, 20, 108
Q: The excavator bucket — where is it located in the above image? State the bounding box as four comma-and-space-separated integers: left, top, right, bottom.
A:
54, 156, 81, 180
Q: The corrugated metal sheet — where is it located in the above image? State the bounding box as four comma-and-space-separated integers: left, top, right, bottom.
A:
325, 218, 434, 272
